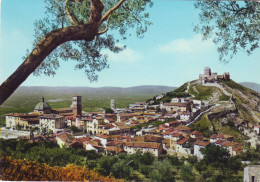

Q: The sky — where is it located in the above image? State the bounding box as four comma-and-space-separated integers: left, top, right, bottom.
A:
1, 0, 260, 88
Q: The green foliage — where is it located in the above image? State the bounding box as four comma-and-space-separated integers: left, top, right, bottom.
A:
161, 155, 183, 167
0, 138, 247, 181
236, 147, 260, 163
104, 108, 114, 114
142, 152, 155, 165
194, 161, 207, 175
219, 95, 230, 101
0, 139, 101, 167
194, 1, 260, 62
68, 125, 81, 133
227, 157, 242, 174
220, 80, 246, 91
111, 161, 132, 179
96, 155, 117, 176
33, 0, 153, 81
180, 163, 195, 182
187, 156, 198, 165
191, 114, 212, 137
150, 83, 189, 105
149, 159, 176, 182
174, 83, 188, 93
201, 143, 230, 166
192, 85, 215, 100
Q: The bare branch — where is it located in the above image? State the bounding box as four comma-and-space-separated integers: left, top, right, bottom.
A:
89, 0, 104, 23
100, 0, 126, 23
97, 15, 111, 35
65, 0, 80, 25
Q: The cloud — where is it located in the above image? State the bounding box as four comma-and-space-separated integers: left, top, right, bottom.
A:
159, 35, 215, 54
103, 47, 143, 63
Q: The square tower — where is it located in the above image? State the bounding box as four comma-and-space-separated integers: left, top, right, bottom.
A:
110, 99, 116, 111
71, 96, 82, 117
204, 67, 211, 76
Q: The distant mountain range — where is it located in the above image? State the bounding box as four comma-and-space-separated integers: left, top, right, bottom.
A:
239, 82, 260, 93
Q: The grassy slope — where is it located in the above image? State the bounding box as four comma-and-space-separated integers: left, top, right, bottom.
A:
188, 83, 229, 101
194, 114, 211, 128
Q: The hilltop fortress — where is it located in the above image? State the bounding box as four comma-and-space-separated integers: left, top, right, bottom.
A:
199, 67, 230, 84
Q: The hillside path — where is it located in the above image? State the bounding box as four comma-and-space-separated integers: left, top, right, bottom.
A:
203, 83, 232, 96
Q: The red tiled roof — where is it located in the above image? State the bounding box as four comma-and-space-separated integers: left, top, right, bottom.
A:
75, 137, 91, 143
159, 124, 169, 128
164, 103, 188, 107
217, 133, 233, 139
178, 112, 191, 115
172, 133, 182, 137
215, 139, 226, 145
106, 118, 115, 122
177, 137, 189, 145
56, 132, 72, 143
175, 125, 192, 131
191, 131, 199, 135
96, 134, 110, 139
168, 121, 179, 125
107, 140, 124, 146
210, 134, 218, 139
106, 146, 122, 154
194, 140, 209, 147
124, 142, 161, 149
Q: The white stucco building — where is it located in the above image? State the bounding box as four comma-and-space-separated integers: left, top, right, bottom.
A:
194, 140, 209, 159
39, 114, 65, 133
123, 142, 163, 157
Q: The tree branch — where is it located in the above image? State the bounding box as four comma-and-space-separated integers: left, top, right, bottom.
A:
0, 23, 99, 105
65, 0, 80, 25
100, 0, 126, 23
97, 14, 111, 35
89, 0, 104, 23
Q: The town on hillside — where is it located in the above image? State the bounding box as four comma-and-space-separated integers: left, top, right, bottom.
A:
2, 67, 260, 179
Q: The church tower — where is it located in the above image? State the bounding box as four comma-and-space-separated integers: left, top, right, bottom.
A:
111, 99, 116, 111
71, 96, 82, 117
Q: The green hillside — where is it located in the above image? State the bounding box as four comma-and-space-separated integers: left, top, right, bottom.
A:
187, 79, 260, 143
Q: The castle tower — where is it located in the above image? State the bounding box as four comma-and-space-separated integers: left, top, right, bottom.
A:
223, 72, 230, 81
204, 67, 211, 76
71, 96, 82, 117
111, 99, 116, 111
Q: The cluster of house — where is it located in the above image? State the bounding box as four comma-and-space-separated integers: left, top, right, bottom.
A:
199, 67, 230, 84
5, 95, 243, 159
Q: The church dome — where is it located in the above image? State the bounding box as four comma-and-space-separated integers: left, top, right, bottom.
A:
34, 96, 52, 114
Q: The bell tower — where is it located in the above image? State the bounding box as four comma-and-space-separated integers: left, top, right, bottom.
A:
71, 96, 82, 117
110, 99, 116, 111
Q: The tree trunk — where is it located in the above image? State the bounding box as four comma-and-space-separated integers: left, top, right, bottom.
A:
0, 23, 99, 105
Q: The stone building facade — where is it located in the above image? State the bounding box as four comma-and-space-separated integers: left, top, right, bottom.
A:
244, 165, 260, 182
